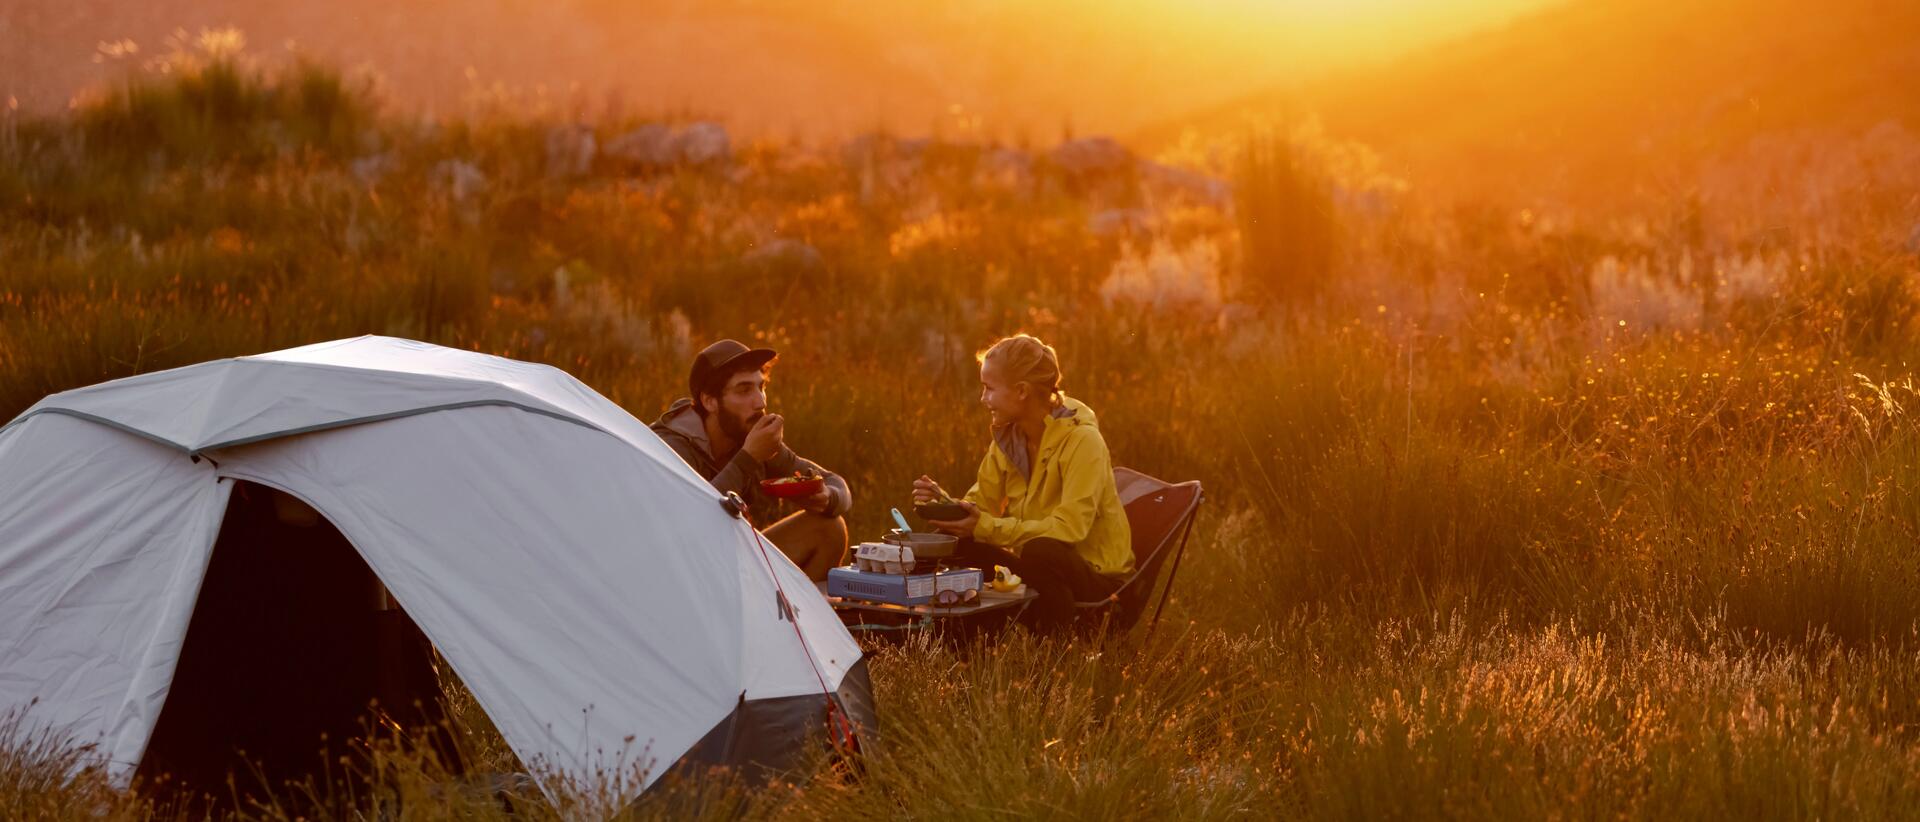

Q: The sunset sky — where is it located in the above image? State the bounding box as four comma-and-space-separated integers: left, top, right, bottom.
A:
10, 0, 1557, 135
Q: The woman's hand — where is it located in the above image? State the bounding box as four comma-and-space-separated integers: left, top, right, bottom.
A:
927, 500, 980, 537
911, 474, 947, 505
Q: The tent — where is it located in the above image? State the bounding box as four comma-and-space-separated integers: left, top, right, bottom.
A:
0, 336, 874, 795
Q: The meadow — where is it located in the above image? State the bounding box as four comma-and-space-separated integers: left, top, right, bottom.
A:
5, 43, 1920, 819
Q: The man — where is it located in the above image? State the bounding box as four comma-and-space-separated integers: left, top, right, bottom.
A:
652, 339, 852, 580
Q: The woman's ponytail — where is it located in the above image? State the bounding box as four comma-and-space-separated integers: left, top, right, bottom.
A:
977, 334, 1063, 405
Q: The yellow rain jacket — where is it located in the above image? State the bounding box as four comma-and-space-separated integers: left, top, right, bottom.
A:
963, 394, 1134, 576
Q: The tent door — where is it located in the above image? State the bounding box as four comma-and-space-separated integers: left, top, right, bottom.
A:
135, 479, 461, 801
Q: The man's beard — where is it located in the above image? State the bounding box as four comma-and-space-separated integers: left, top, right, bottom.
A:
719, 409, 763, 442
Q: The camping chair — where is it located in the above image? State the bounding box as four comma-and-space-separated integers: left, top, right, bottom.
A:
1073, 467, 1204, 635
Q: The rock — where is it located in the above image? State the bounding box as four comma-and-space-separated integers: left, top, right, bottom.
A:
843, 133, 928, 200
544, 124, 597, 178
603, 122, 731, 168
673, 121, 731, 165
895, 137, 932, 161
1140, 161, 1231, 207
976, 147, 1033, 188
1088, 208, 1156, 237
743, 238, 824, 273
430, 159, 487, 201
841, 133, 929, 168
604, 124, 676, 167
350, 152, 396, 186
1051, 137, 1133, 177
1332, 184, 1393, 219
840, 132, 887, 166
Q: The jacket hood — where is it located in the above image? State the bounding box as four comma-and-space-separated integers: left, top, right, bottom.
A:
655, 398, 710, 453
993, 392, 1095, 477
1050, 394, 1096, 431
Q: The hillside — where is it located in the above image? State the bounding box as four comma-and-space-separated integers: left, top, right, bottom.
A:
1149, 0, 1920, 201
4, 0, 1544, 138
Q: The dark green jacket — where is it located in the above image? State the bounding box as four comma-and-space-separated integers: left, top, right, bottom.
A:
650, 398, 852, 523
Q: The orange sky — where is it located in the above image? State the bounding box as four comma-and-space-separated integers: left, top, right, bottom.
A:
6, 0, 1557, 136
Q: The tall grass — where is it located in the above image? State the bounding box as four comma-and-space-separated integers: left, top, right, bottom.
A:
75, 33, 374, 169
1234, 129, 1339, 304
5, 49, 1920, 818
0, 706, 145, 821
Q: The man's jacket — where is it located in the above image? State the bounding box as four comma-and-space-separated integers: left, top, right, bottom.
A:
651, 398, 852, 523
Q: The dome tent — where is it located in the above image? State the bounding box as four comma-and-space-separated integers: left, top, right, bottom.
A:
0, 336, 873, 795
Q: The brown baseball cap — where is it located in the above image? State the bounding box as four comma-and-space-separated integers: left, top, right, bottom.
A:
689, 339, 778, 399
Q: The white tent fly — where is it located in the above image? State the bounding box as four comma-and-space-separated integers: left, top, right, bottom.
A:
0, 336, 873, 794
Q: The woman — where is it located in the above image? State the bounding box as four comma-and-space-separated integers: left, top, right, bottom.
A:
915, 334, 1133, 630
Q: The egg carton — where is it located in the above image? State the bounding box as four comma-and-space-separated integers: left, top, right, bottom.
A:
853, 541, 916, 575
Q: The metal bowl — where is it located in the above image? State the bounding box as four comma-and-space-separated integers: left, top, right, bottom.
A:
883, 531, 959, 558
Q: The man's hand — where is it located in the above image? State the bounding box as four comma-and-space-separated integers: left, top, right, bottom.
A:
911, 474, 948, 505
927, 500, 980, 537
799, 487, 833, 515
742, 413, 784, 463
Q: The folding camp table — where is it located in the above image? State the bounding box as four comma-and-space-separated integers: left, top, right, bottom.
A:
816, 579, 1038, 634
818, 466, 1202, 638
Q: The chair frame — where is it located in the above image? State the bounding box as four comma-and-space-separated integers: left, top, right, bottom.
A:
1073, 471, 1204, 637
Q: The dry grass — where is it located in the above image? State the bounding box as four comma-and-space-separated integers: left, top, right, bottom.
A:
4, 50, 1920, 819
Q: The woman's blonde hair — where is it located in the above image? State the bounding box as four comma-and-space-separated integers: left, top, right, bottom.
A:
977, 333, 1063, 404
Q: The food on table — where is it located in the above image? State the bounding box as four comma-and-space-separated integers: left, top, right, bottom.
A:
991, 565, 1023, 593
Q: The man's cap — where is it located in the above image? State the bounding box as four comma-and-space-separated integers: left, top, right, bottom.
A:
690, 339, 778, 399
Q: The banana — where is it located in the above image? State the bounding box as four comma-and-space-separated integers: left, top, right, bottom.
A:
991, 565, 1023, 593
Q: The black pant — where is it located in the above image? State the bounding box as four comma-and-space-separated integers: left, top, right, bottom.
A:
955, 537, 1122, 630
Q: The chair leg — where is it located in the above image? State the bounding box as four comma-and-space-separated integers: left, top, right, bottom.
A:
1146, 498, 1202, 638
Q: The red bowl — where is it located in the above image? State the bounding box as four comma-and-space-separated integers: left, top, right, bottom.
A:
760, 476, 825, 499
